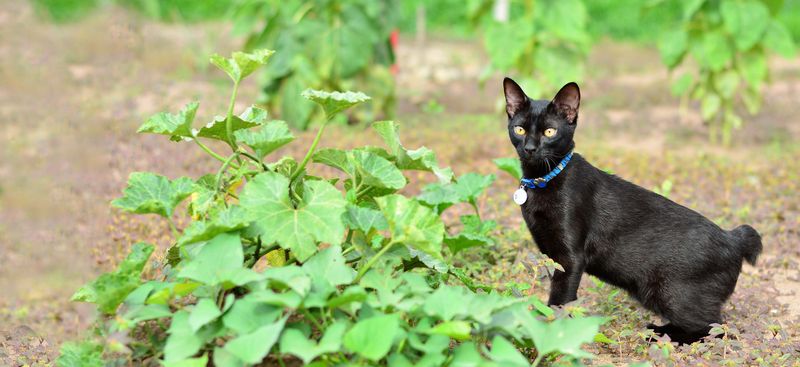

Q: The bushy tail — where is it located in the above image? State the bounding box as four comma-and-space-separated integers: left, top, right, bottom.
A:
731, 224, 762, 265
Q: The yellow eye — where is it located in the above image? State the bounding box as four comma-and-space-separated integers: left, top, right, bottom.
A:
513, 126, 526, 136
544, 128, 557, 137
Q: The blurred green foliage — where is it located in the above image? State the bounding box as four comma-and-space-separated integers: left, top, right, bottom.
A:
656, 0, 796, 145
31, 0, 236, 23
124, 0, 235, 22
28, 0, 800, 142
31, 0, 102, 23
231, 0, 397, 130
468, 0, 592, 98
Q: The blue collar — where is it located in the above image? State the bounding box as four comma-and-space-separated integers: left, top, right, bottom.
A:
520, 151, 574, 189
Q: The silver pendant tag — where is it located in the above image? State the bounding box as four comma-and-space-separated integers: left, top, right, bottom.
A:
513, 187, 528, 205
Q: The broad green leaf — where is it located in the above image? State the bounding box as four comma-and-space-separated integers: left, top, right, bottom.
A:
249, 289, 303, 308
701, 93, 721, 121
343, 204, 388, 232
177, 233, 256, 287
454, 173, 496, 204
714, 70, 740, 99
426, 320, 472, 341
112, 172, 194, 218
301, 89, 371, 119
224, 316, 287, 364
162, 355, 208, 367
593, 332, 616, 344
56, 341, 104, 367
279, 321, 348, 364
670, 73, 694, 96
301, 245, 356, 293
188, 174, 219, 218
344, 314, 401, 361
492, 158, 522, 180
409, 247, 450, 273
373, 121, 454, 183
692, 31, 733, 72
682, 0, 706, 20
445, 234, 492, 255
327, 286, 368, 308
313, 149, 406, 190
178, 206, 251, 246
488, 336, 528, 367
138, 102, 198, 142
423, 285, 470, 321
418, 182, 461, 213
375, 194, 444, 260
211, 49, 275, 82
351, 150, 406, 190
164, 311, 206, 362
239, 172, 346, 262
658, 29, 688, 69
213, 347, 245, 367
520, 315, 605, 359
763, 20, 796, 57
451, 342, 495, 367
188, 298, 221, 332
720, 0, 770, 50
262, 265, 311, 296
738, 49, 767, 88
418, 173, 494, 213
122, 304, 172, 325
312, 148, 352, 173
540, 0, 588, 44
196, 106, 268, 143
71, 243, 154, 314
266, 156, 299, 178
484, 19, 533, 70
222, 296, 282, 334
234, 120, 294, 159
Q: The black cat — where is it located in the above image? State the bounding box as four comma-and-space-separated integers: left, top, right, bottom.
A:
502, 78, 762, 344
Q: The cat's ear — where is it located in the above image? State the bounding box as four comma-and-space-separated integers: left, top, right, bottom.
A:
552, 82, 581, 123
503, 77, 527, 118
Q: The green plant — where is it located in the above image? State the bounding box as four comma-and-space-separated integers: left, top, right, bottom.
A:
468, 0, 591, 98
655, 0, 796, 145
231, 0, 398, 130
57, 49, 608, 366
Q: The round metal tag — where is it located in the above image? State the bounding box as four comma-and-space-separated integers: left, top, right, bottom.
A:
513, 187, 528, 205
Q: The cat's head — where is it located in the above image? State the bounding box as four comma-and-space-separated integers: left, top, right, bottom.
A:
503, 78, 580, 167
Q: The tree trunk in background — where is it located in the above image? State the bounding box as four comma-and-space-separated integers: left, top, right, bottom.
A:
493, 0, 509, 22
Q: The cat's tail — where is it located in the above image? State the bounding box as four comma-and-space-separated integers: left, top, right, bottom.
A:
731, 224, 762, 265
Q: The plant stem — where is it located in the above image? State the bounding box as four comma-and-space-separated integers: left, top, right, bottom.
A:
290, 116, 332, 181
239, 150, 267, 170
354, 241, 395, 282
167, 217, 179, 238
225, 80, 241, 151
249, 237, 263, 268
531, 353, 544, 367
215, 152, 240, 193
193, 137, 229, 163
300, 309, 324, 331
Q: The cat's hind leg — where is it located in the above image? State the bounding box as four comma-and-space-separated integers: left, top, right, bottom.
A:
646, 323, 710, 344
658, 287, 723, 345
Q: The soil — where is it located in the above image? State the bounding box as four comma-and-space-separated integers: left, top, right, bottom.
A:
1, 2, 798, 366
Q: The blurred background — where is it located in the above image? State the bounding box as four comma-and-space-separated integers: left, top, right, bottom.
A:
1, 0, 799, 364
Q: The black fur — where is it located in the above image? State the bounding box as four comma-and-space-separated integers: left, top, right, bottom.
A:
503, 78, 763, 344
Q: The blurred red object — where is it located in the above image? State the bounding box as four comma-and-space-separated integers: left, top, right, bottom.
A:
390, 29, 399, 74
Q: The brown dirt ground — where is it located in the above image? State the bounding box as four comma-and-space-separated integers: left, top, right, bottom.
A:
1, 2, 798, 366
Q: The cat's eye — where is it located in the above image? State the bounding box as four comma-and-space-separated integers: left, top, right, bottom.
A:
544, 128, 557, 137
513, 126, 526, 136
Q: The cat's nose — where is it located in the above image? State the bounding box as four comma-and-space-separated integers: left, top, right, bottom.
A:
524, 146, 537, 154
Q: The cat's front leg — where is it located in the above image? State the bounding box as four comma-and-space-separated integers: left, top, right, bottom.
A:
547, 259, 584, 306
